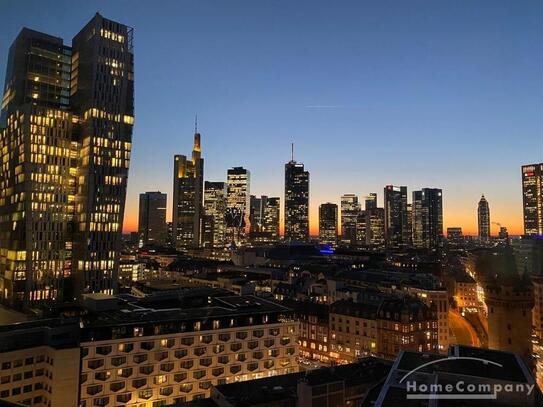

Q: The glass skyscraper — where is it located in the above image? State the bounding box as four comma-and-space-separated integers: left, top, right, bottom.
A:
0, 13, 134, 307
284, 160, 309, 242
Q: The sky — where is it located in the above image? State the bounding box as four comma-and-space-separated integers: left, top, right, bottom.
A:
1, 0, 541, 236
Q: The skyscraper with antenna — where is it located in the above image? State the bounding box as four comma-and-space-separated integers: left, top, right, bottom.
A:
172, 117, 204, 251
285, 143, 310, 242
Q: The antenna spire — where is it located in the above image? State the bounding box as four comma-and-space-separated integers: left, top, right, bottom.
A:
194, 114, 198, 134
291, 142, 294, 162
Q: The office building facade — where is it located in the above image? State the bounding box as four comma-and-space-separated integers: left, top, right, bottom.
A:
522, 164, 543, 236
138, 192, 167, 245
173, 133, 203, 251
478, 194, 490, 243
340, 194, 360, 245
319, 203, 338, 246
203, 182, 227, 249
383, 185, 409, 247
412, 188, 443, 249
226, 167, 250, 246
0, 14, 134, 307
284, 161, 309, 242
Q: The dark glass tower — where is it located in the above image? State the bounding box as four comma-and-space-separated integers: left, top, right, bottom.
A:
173, 133, 204, 251
319, 203, 338, 246
284, 160, 309, 242
138, 192, 167, 245
522, 164, 543, 236
412, 188, 443, 249
384, 185, 409, 248
0, 14, 134, 307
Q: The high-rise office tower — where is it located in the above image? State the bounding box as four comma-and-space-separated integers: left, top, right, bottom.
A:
406, 203, 413, 246
412, 188, 443, 249
384, 185, 409, 247
522, 164, 543, 236
249, 195, 262, 234
262, 197, 280, 240
319, 203, 338, 246
203, 182, 227, 249
226, 167, 250, 246
478, 194, 491, 243
341, 194, 360, 245
284, 155, 309, 242
138, 192, 167, 245
447, 227, 464, 250
356, 210, 367, 245
366, 207, 385, 247
173, 132, 204, 251
365, 193, 377, 210
0, 14, 134, 307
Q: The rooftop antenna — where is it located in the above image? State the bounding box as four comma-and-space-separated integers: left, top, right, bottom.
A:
291, 142, 294, 162
194, 114, 198, 134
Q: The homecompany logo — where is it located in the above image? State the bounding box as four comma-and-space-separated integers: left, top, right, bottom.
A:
399, 356, 536, 400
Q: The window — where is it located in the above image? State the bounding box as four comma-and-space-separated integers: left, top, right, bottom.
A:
247, 362, 258, 371
193, 370, 206, 379
179, 383, 193, 393
133, 327, 144, 337
154, 375, 167, 385
269, 328, 279, 336
280, 337, 291, 345
93, 396, 109, 406
174, 373, 187, 382
219, 333, 231, 342
253, 330, 264, 338
180, 337, 194, 346
230, 365, 241, 374
118, 343, 134, 353
236, 353, 246, 362
199, 381, 212, 390
230, 343, 242, 352
248, 341, 258, 349
95, 371, 111, 381
213, 345, 225, 354
160, 386, 173, 396
180, 360, 194, 369
155, 351, 168, 361
139, 389, 153, 399
264, 360, 274, 369
212, 367, 224, 377
88, 359, 104, 370
160, 362, 174, 372
236, 331, 248, 340
1, 362, 11, 370
132, 378, 147, 388
140, 341, 154, 351
87, 385, 103, 395
264, 339, 275, 347
110, 382, 125, 392
200, 335, 213, 344
160, 339, 175, 348
139, 365, 154, 375
175, 349, 188, 358
253, 351, 264, 359
116, 394, 131, 403
96, 346, 112, 355
194, 347, 206, 356
218, 355, 230, 364
24, 357, 33, 365
111, 356, 126, 367
133, 354, 147, 364
117, 368, 133, 378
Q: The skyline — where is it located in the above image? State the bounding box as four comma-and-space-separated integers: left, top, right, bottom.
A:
1, 1, 541, 236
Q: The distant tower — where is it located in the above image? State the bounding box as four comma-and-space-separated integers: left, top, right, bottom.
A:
522, 164, 543, 235
138, 192, 168, 245
173, 131, 204, 251
319, 203, 338, 246
384, 185, 409, 247
226, 167, 251, 246
284, 146, 310, 242
341, 194, 360, 246
478, 195, 491, 243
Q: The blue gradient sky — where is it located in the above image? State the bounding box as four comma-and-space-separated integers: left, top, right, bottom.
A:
1, 0, 541, 235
